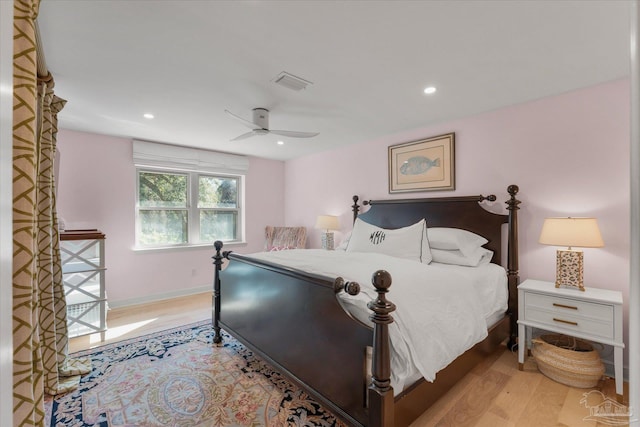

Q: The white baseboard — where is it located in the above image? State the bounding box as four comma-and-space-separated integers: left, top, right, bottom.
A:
108, 284, 211, 309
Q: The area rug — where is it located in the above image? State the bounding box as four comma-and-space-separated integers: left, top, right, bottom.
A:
44, 321, 346, 426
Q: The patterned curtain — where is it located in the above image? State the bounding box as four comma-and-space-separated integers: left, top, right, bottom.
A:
13, 1, 90, 425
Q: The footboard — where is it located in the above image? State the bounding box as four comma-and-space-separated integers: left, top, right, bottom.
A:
213, 245, 376, 426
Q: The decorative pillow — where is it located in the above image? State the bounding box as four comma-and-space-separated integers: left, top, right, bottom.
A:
427, 227, 488, 257
346, 218, 431, 263
268, 246, 296, 252
431, 247, 493, 267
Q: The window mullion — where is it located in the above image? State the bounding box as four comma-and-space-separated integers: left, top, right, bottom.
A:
189, 172, 198, 244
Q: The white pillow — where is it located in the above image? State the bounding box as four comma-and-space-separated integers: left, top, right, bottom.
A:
431, 247, 493, 267
346, 218, 432, 263
335, 231, 351, 251
427, 227, 488, 257
421, 224, 433, 264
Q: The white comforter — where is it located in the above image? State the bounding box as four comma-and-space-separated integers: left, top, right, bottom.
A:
246, 249, 505, 390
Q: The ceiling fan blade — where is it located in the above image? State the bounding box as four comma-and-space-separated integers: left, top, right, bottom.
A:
225, 109, 260, 130
230, 131, 259, 141
269, 129, 320, 138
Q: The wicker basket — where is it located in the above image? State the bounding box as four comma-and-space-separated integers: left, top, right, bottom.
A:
531, 334, 604, 388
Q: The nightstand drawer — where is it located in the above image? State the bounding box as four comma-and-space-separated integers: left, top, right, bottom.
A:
524, 306, 614, 339
525, 292, 613, 320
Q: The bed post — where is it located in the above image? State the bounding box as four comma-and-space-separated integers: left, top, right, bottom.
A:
505, 185, 520, 350
368, 270, 396, 427
212, 240, 224, 344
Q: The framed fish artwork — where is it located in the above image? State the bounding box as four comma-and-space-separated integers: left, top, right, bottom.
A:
388, 132, 455, 193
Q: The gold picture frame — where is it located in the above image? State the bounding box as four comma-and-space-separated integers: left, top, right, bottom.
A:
388, 132, 455, 193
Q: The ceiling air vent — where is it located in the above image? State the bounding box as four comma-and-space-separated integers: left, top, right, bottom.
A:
273, 71, 312, 91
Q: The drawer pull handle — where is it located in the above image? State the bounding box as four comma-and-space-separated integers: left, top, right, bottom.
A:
553, 318, 578, 326
553, 303, 578, 310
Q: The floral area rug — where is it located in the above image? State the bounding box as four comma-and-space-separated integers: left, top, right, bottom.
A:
45, 321, 346, 426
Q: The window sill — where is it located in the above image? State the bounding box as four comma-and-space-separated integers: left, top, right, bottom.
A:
132, 241, 247, 253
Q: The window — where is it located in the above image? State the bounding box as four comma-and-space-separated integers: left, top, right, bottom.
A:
132, 140, 248, 248
197, 175, 239, 242
136, 169, 241, 248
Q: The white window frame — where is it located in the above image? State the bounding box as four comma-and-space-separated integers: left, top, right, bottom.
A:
132, 140, 248, 250
135, 167, 244, 249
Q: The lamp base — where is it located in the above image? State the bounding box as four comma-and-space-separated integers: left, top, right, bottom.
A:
554, 249, 585, 291
321, 232, 334, 250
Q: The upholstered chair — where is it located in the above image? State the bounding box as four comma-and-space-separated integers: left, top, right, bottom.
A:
264, 226, 307, 251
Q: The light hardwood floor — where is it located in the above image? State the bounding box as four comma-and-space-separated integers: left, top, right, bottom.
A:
69, 292, 629, 427
68, 292, 212, 354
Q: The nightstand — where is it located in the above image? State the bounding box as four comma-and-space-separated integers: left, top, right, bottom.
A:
517, 279, 624, 401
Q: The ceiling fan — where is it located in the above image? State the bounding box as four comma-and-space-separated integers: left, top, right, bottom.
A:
225, 108, 319, 141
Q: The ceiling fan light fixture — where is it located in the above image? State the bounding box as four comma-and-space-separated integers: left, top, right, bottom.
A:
273, 71, 312, 91
423, 86, 437, 95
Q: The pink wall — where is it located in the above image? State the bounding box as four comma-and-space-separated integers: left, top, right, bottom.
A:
56, 129, 285, 305
285, 79, 631, 363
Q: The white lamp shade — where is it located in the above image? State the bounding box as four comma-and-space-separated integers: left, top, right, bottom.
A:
539, 217, 604, 248
315, 215, 339, 231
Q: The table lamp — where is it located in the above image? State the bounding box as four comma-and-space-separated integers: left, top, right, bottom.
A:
315, 215, 339, 250
538, 217, 604, 291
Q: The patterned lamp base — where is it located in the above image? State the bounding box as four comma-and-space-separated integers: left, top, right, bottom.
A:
555, 249, 585, 291
321, 232, 334, 250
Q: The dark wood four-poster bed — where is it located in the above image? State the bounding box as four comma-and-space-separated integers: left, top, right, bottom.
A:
211, 185, 520, 427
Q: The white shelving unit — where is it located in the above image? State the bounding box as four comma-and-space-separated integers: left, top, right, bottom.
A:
60, 230, 107, 340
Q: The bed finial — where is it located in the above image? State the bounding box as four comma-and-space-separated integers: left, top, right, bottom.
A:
352, 195, 360, 224
367, 270, 396, 427
333, 277, 361, 295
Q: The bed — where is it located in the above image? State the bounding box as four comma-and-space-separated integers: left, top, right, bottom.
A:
212, 185, 520, 427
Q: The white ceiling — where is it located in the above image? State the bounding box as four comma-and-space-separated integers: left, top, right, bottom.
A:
38, 1, 631, 161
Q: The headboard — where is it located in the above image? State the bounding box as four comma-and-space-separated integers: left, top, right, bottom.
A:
351, 185, 521, 347
352, 187, 519, 266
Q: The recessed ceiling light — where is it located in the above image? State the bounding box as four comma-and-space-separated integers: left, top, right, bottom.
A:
423, 86, 437, 95
277, 140, 284, 145
143, 113, 154, 119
